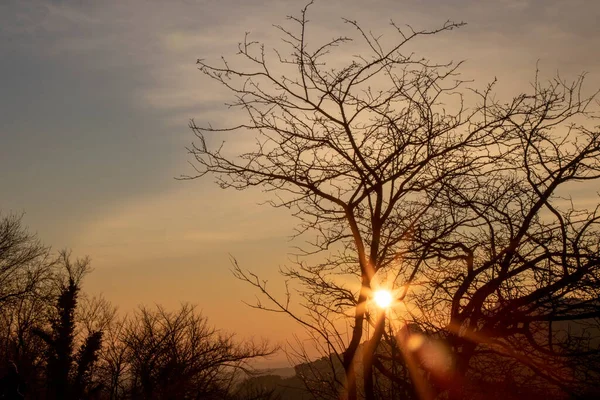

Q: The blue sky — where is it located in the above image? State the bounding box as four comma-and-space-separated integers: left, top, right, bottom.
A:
1, 0, 600, 358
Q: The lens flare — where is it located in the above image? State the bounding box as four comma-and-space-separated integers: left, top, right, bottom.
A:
406, 334, 426, 352
373, 289, 393, 308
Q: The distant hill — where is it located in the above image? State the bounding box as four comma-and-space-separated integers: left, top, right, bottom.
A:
255, 366, 296, 378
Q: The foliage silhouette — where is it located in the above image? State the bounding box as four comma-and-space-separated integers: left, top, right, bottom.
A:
32, 252, 104, 399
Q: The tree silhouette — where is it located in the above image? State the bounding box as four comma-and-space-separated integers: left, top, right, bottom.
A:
33, 252, 105, 399
0, 212, 52, 307
187, 2, 600, 399
121, 304, 275, 400
0, 213, 56, 398
0, 214, 276, 399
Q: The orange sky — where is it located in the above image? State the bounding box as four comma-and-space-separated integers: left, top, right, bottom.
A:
2, 0, 600, 366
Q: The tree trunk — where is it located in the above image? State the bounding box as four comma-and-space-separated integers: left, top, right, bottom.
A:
363, 313, 385, 400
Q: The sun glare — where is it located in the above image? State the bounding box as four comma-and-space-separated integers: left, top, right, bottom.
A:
373, 289, 393, 308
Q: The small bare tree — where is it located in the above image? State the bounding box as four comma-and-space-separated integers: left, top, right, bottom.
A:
186, 2, 600, 399
0, 212, 55, 397
121, 304, 274, 400
0, 212, 52, 307
96, 316, 129, 400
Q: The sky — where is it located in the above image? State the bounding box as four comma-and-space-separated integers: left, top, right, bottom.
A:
1, 0, 600, 365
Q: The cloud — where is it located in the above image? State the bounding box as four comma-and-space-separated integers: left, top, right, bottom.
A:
74, 183, 295, 266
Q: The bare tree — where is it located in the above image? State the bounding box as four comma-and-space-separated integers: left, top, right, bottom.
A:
401, 70, 600, 398
0, 293, 48, 399
121, 304, 275, 400
186, 2, 600, 399
0, 212, 55, 397
95, 316, 128, 400
0, 212, 52, 307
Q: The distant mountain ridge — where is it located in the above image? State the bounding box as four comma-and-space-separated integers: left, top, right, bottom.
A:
254, 366, 296, 378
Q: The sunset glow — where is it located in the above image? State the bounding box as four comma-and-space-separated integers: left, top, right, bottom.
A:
2, 1, 599, 397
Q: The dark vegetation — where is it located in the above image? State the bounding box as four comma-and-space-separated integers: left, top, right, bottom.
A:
0, 212, 276, 399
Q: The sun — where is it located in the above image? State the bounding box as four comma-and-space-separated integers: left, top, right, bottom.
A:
373, 289, 393, 308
